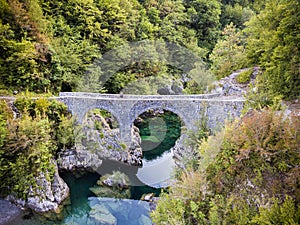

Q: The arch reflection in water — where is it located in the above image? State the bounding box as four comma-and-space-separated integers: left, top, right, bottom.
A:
136, 150, 175, 188
134, 110, 182, 187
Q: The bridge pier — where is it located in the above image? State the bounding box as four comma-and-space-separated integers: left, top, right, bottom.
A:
115, 108, 134, 147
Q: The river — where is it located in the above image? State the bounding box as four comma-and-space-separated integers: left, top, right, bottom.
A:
9, 111, 181, 225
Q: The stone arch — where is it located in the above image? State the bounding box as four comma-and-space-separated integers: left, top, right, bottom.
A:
129, 101, 188, 130
80, 104, 121, 129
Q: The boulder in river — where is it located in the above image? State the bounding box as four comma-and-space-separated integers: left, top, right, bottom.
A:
89, 171, 131, 199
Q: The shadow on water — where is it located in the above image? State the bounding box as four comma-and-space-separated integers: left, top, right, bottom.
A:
91, 158, 161, 199
60, 172, 100, 214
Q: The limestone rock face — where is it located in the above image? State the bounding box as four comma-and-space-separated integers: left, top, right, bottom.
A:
26, 163, 69, 213
6, 163, 69, 214
157, 82, 183, 95
171, 133, 194, 170
207, 67, 259, 96
58, 113, 143, 172
57, 149, 103, 172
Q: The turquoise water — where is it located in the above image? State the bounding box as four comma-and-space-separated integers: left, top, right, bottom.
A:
10, 111, 181, 224
135, 110, 182, 161
60, 172, 100, 224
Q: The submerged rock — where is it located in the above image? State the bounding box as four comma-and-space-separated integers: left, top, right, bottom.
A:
99, 171, 130, 189
88, 204, 117, 225
88, 197, 152, 225
138, 214, 152, 225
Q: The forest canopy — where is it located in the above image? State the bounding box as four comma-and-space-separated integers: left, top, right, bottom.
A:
0, 0, 299, 99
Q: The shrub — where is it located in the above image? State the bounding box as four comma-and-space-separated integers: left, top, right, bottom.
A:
1, 113, 55, 199
207, 110, 300, 197
236, 68, 252, 84
55, 115, 77, 151
252, 196, 300, 225
152, 109, 300, 224
0, 98, 77, 198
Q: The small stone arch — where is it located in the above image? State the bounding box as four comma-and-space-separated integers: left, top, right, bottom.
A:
80, 104, 121, 129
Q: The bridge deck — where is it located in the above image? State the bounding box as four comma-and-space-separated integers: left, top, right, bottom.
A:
59, 92, 244, 101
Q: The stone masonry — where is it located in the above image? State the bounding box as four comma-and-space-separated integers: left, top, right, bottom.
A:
59, 92, 245, 146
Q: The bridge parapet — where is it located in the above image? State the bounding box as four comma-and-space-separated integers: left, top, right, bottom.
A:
59, 92, 221, 100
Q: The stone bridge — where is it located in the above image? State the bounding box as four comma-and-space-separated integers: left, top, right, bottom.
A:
59, 92, 245, 146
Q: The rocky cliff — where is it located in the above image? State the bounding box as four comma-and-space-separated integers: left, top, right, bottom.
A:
57, 112, 143, 172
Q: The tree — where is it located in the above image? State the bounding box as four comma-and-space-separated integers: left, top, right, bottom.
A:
209, 23, 246, 79
245, 0, 300, 99
185, 0, 222, 50
0, 22, 40, 90
220, 3, 254, 29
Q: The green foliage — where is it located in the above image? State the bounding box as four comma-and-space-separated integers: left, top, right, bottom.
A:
243, 76, 284, 111
220, 3, 254, 29
151, 192, 186, 225
252, 196, 300, 225
55, 115, 77, 151
14, 97, 69, 122
183, 63, 215, 94
186, 0, 222, 50
236, 68, 252, 84
245, 0, 300, 99
0, 0, 221, 94
0, 99, 13, 121
1, 112, 55, 199
0, 21, 40, 90
210, 23, 247, 79
152, 170, 210, 224
1, 0, 293, 97
0, 114, 6, 147
89, 108, 118, 129
152, 109, 300, 224
120, 143, 127, 150
0, 98, 77, 199
208, 110, 300, 195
